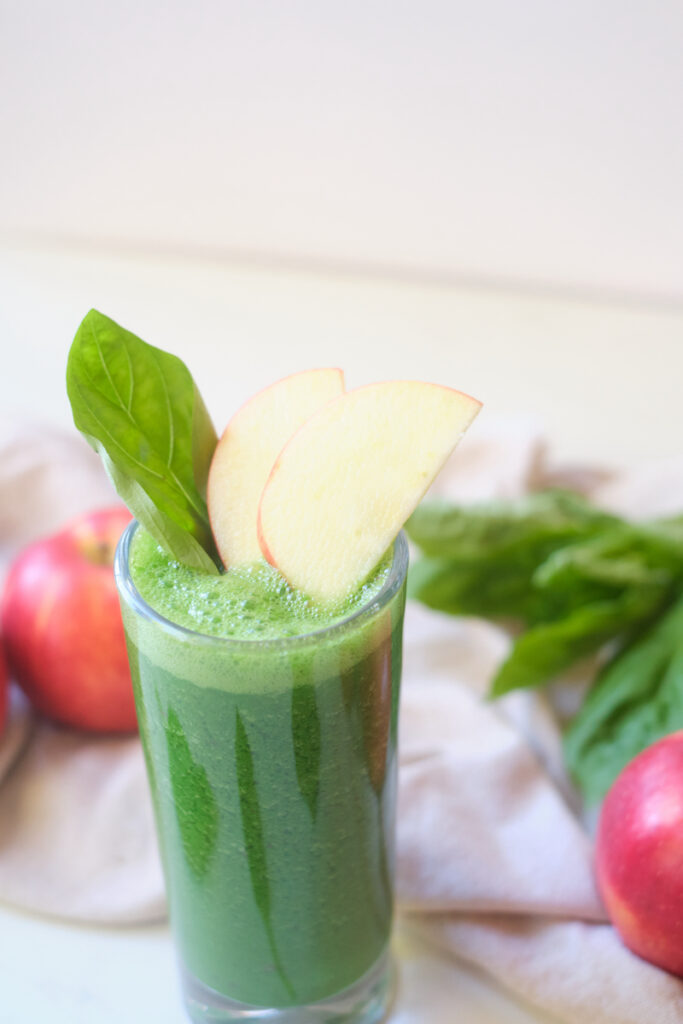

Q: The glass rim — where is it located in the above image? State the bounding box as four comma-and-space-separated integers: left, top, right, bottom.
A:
114, 519, 409, 650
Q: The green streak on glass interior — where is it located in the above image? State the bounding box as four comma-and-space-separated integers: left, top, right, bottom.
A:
115, 521, 408, 1015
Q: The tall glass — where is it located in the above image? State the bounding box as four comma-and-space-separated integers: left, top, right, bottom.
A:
115, 521, 408, 1024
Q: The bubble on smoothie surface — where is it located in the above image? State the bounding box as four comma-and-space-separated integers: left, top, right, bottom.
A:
129, 529, 392, 640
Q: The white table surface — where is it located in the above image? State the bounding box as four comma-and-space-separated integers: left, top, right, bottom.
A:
1, 239, 682, 1023
1, 905, 555, 1024
2, 239, 683, 468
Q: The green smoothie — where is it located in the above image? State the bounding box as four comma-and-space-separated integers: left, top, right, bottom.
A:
117, 523, 408, 1010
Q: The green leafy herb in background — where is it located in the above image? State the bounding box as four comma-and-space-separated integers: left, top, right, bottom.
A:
67, 309, 220, 571
406, 492, 619, 621
564, 596, 683, 804
406, 491, 683, 802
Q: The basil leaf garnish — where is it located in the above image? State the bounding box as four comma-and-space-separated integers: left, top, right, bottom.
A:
67, 309, 220, 572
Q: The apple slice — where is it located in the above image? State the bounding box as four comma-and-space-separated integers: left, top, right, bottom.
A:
208, 368, 344, 567
258, 381, 481, 602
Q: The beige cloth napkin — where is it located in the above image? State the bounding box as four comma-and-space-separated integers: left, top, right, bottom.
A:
1, 418, 682, 1023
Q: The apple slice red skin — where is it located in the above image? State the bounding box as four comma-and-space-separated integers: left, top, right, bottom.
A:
257, 380, 481, 602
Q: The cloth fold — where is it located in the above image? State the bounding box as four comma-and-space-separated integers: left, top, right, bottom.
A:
1, 419, 682, 1023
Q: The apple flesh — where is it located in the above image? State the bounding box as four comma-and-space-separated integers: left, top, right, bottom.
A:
208, 368, 344, 567
258, 381, 481, 602
596, 731, 683, 977
1, 506, 136, 733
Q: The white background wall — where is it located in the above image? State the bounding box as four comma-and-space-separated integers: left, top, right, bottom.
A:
2, 1, 683, 299
2, 3, 682, 469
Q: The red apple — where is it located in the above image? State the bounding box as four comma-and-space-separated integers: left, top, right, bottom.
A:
0, 506, 136, 733
595, 731, 683, 976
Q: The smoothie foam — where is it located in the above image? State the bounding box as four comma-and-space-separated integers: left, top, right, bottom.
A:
129, 527, 392, 642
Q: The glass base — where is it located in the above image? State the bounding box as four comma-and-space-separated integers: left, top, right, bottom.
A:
181, 950, 396, 1024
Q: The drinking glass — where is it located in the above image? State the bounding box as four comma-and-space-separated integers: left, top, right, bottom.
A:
115, 521, 408, 1023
